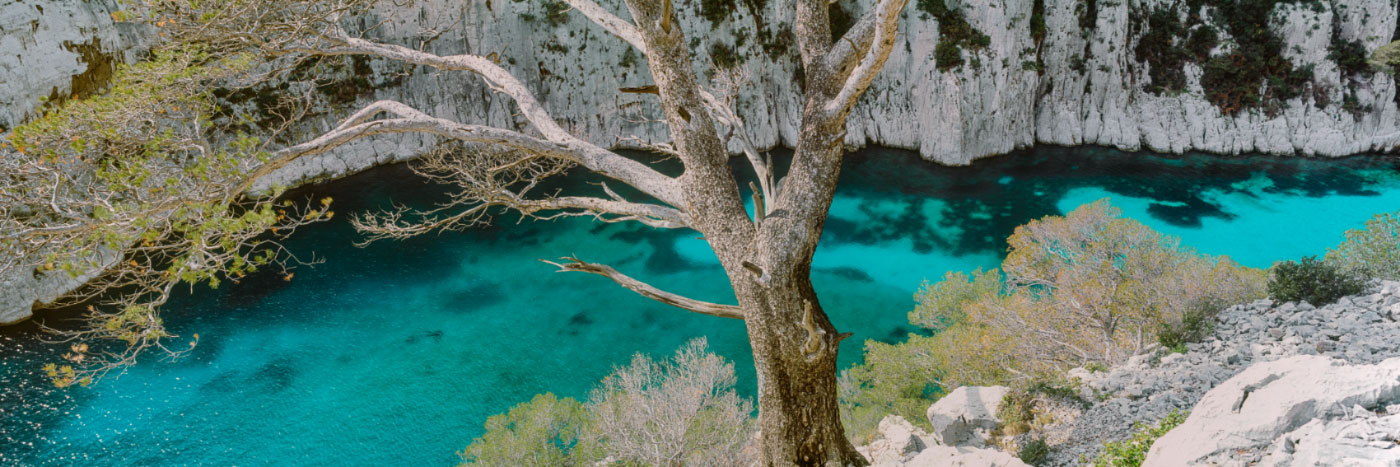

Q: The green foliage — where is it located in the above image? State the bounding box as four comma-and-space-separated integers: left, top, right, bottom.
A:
1329, 38, 1372, 76
1134, 8, 1194, 94
1019, 438, 1051, 466
839, 337, 943, 443
459, 393, 593, 466
700, 0, 737, 25
710, 42, 742, 70
1326, 210, 1400, 280
542, 0, 571, 26
463, 339, 754, 465
588, 338, 754, 466
1268, 256, 1365, 305
917, 0, 991, 71
6, 46, 331, 383
1091, 410, 1187, 467
855, 200, 1265, 394
1029, 0, 1047, 45
1155, 298, 1221, 350
1368, 40, 1400, 70
1198, 0, 1314, 114
1077, 0, 1099, 30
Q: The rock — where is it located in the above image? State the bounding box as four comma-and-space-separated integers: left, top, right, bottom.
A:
1317, 341, 1337, 352
926, 386, 1011, 447
1256, 413, 1400, 467
862, 416, 931, 464
1143, 356, 1400, 466
905, 445, 1031, 467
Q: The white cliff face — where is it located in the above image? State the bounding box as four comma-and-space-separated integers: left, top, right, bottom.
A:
0, 0, 149, 132
3, 0, 1397, 172
2, 0, 1400, 322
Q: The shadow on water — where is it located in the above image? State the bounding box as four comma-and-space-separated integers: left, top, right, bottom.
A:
2, 145, 1398, 466
835, 146, 1400, 255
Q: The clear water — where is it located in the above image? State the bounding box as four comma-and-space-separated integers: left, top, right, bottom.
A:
3, 146, 1398, 466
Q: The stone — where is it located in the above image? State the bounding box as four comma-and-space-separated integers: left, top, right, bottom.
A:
1255, 413, 1400, 467
905, 445, 1031, 467
926, 386, 1010, 447
1144, 356, 1400, 466
861, 416, 930, 464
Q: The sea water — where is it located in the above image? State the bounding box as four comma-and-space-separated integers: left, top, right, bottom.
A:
2, 146, 1397, 465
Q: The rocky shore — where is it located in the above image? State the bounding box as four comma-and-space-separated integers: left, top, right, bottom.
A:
857, 280, 1400, 466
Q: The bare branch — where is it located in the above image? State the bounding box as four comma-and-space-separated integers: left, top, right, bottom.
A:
545, 256, 744, 320
825, 0, 909, 115
289, 40, 686, 208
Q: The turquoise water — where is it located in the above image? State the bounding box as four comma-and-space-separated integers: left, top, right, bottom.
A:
2, 146, 1398, 465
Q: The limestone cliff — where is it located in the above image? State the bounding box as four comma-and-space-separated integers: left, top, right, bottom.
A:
3, 0, 1400, 323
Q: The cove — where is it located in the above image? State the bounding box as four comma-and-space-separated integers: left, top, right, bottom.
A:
2, 146, 1398, 466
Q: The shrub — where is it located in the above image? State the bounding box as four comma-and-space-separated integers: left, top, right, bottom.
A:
883, 200, 1264, 389
1155, 297, 1222, 351
1268, 256, 1364, 306
1326, 210, 1400, 280
1019, 438, 1051, 466
462, 339, 754, 465
1091, 410, 1187, 467
586, 338, 755, 466
838, 337, 943, 443
458, 393, 593, 466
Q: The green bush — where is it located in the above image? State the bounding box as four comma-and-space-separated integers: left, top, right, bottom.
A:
461, 339, 754, 465
1091, 410, 1187, 467
1326, 210, 1400, 280
1268, 256, 1364, 306
1155, 297, 1221, 351
458, 393, 593, 466
839, 337, 942, 443
1019, 438, 1051, 466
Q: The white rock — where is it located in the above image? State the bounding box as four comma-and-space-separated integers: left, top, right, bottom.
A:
926, 386, 1010, 447
1144, 356, 1400, 466
862, 416, 931, 465
905, 444, 1031, 467
1257, 413, 1400, 467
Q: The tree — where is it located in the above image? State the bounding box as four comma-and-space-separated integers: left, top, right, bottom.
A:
586, 337, 755, 466
839, 201, 1265, 410
9, 0, 910, 463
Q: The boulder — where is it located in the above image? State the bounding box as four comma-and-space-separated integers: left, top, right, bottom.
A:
1144, 356, 1400, 466
860, 416, 932, 465
905, 445, 1030, 467
926, 386, 1010, 447
1257, 412, 1400, 466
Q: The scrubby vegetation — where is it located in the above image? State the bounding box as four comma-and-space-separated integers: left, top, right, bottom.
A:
917, 0, 991, 71
840, 200, 1265, 440
459, 339, 754, 466
1326, 210, 1400, 280
1269, 256, 1365, 306
1089, 410, 1187, 467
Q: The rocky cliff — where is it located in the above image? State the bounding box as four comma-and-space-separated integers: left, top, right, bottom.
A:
2, 0, 1399, 321
4, 0, 1399, 174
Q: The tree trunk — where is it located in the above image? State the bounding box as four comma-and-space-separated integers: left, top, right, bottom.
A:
734, 273, 865, 466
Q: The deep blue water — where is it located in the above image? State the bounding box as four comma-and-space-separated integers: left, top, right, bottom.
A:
2, 146, 1399, 465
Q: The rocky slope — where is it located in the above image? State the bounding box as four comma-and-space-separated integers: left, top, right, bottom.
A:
856, 281, 1400, 465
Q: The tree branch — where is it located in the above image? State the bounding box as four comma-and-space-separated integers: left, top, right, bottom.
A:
240, 100, 683, 209
824, 0, 908, 115
289, 40, 687, 208
544, 256, 744, 320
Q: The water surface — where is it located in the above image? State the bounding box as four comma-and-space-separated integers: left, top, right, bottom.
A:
2, 146, 1398, 465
